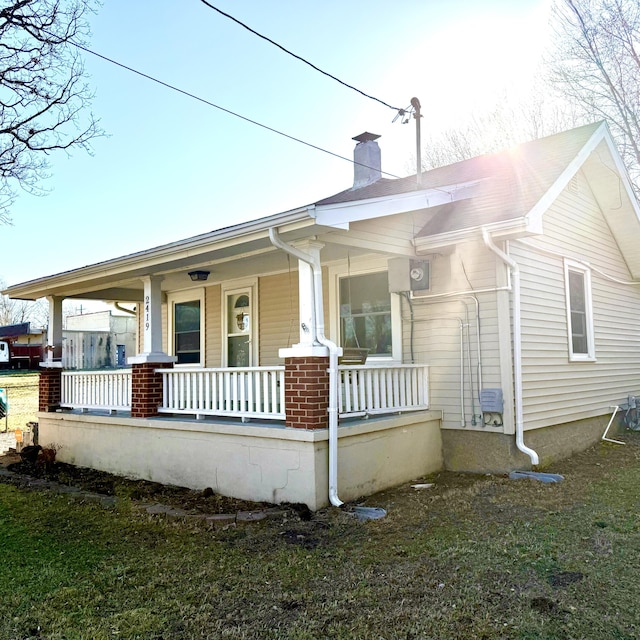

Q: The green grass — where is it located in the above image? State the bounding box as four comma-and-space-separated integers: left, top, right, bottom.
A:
2, 433, 640, 638
0, 372, 39, 433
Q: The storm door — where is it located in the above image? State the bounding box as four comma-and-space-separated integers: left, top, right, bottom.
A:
224, 287, 256, 367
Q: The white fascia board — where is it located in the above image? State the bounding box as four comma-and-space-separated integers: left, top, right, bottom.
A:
523, 123, 636, 229
315, 179, 484, 228
414, 218, 530, 252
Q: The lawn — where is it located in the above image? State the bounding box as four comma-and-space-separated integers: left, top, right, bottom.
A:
1, 429, 640, 638
0, 371, 39, 433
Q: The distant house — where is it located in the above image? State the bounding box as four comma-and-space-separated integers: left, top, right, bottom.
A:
4, 121, 640, 509
63, 310, 137, 370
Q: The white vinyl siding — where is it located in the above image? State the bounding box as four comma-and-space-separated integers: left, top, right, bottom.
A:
516, 172, 640, 430
401, 241, 503, 431
259, 271, 300, 366
204, 284, 221, 367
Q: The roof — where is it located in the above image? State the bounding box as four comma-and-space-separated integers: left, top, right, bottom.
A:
316, 121, 603, 217
5, 120, 640, 300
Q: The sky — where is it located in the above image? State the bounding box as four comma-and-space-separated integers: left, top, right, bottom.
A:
3, 0, 554, 292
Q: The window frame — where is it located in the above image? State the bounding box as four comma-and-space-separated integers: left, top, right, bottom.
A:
167, 288, 205, 367
329, 259, 402, 362
563, 259, 595, 362
221, 278, 259, 367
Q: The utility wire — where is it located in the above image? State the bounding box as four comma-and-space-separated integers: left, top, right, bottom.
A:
66, 39, 402, 179
198, 0, 403, 113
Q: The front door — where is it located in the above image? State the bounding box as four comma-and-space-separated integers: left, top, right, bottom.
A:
224, 288, 254, 367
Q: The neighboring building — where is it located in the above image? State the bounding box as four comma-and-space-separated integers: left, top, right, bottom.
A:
63, 310, 137, 370
0, 322, 46, 369
4, 121, 640, 509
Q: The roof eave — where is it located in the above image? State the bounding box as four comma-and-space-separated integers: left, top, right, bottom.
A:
414, 217, 534, 252
4, 206, 317, 300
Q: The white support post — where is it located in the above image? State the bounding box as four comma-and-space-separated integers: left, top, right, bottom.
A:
44, 295, 64, 368
128, 275, 176, 365
295, 240, 323, 348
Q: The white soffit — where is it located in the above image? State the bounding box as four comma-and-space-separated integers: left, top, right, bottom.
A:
314, 179, 485, 228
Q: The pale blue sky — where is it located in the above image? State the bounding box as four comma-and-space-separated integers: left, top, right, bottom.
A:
3, 0, 552, 287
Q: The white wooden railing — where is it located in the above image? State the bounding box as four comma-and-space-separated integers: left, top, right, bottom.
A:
61, 369, 132, 411
60, 364, 429, 421
157, 367, 286, 421
338, 364, 429, 418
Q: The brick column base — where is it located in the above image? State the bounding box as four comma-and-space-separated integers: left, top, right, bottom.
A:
39, 367, 62, 412
131, 361, 173, 418
284, 356, 329, 429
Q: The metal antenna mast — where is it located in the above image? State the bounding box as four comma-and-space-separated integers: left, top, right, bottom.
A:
411, 97, 422, 189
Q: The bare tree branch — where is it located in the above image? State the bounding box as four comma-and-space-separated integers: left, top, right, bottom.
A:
548, 0, 640, 191
0, 0, 100, 223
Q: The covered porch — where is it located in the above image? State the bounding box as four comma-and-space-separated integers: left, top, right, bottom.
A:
10, 206, 445, 508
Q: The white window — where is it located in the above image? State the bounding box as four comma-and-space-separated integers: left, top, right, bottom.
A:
564, 260, 595, 361
167, 288, 205, 366
329, 260, 402, 362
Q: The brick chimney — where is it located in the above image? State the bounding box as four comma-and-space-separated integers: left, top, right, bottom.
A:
352, 132, 381, 189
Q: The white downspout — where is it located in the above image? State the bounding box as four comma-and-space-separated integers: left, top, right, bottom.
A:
481, 228, 539, 466
268, 228, 344, 507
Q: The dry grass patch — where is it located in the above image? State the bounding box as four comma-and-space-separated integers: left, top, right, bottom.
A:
0, 371, 38, 433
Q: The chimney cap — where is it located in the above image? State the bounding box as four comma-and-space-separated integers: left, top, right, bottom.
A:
352, 132, 380, 143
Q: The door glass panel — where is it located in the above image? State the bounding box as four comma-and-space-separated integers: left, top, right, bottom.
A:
226, 291, 252, 367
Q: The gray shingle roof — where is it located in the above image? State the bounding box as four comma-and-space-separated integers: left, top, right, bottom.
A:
315, 122, 603, 236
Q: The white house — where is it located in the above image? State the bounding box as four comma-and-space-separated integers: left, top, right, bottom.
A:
4, 121, 640, 509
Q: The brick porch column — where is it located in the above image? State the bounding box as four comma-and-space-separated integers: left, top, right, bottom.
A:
283, 354, 330, 429
130, 361, 173, 418
39, 365, 63, 412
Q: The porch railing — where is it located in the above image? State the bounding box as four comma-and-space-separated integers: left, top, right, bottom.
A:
157, 367, 286, 421
338, 364, 430, 418
61, 369, 132, 412
59, 364, 430, 420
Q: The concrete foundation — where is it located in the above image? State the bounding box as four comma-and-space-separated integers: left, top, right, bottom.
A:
37, 409, 442, 510
442, 413, 622, 473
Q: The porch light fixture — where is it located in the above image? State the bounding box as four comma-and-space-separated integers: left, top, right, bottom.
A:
188, 270, 210, 282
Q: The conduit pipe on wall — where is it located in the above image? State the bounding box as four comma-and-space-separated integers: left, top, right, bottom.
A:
405, 296, 482, 425
481, 228, 539, 467
268, 228, 344, 507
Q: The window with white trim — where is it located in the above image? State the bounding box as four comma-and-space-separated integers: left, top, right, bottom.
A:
564, 260, 595, 361
329, 260, 402, 361
168, 289, 205, 366
339, 271, 392, 357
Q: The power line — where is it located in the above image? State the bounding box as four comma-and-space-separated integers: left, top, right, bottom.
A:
198, 0, 403, 113
66, 39, 401, 179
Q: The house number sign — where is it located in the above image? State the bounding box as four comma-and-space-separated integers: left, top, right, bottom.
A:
145, 295, 150, 330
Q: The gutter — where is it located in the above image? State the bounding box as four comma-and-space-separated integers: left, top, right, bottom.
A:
268, 228, 344, 507
481, 228, 539, 467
